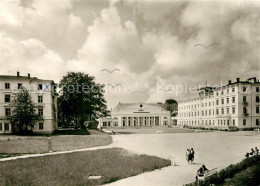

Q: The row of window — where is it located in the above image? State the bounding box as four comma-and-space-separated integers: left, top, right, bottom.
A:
3, 83, 44, 90
0, 123, 44, 131
179, 106, 260, 118
215, 86, 259, 96
180, 119, 259, 126
4, 108, 43, 116
4, 95, 43, 103
180, 96, 260, 110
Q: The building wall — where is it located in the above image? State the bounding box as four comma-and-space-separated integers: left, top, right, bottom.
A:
177, 80, 260, 130
0, 75, 57, 134
99, 103, 171, 128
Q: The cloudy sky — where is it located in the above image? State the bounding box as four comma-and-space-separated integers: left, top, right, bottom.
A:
0, 0, 259, 108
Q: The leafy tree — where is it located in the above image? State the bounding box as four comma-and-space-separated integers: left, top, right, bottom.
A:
164, 99, 178, 117
6, 87, 42, 134
58, 72, 107, 128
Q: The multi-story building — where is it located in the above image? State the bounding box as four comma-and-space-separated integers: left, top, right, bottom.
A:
0, 72, 58, 134
177, 77, 260, 130
99, 102, 171, 128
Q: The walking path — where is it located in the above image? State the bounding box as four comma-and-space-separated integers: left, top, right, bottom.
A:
0, 144, 114, 162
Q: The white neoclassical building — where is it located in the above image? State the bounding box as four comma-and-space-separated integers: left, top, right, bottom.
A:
0, 72, 58, 134
99, 102, 171, 128
177, 77, 260, 130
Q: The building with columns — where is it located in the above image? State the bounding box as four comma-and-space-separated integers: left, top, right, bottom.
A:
0, 72, 58, 134
177, 77, 260, 130
99, 102, 171, 128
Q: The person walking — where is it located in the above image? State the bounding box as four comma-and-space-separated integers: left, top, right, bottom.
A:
190, 148, 195, 164
186, 149, 191, 163
255, 147, 259, 155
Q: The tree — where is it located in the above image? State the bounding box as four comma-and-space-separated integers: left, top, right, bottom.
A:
58, 72, 107, 128
164, 99, 178, 117
6, 87, 42, 134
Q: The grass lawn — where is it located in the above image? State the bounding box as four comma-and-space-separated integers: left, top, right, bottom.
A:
0, 148, 171, 185
220, 161, 260, 186
0, 133, 112, 154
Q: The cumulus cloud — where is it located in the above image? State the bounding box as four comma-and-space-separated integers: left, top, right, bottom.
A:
0, 0, 259, 108
0, 31, 65, 82
0, 0, 87, 59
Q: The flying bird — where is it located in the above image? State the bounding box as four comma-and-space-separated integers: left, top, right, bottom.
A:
107, 84, 123, 88
128, 89, 140, 94
101, 69, 120, 74
159, 88, 173, 93
194, 42, 219, 49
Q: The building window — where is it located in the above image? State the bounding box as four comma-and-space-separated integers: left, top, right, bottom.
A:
243, 96, 247, 102
209, 102, 211, 106
243, 87, 247, 92
227, 120, 230, 126
232, 87, 235, 92
232, 107, 235, 114
38, 84, 43, 90
18, 83, 22, 89
0, 123, 2, 131
5, 95, 11, 103
227, 89, 229, 94
5, 83, 10, 89
243, 107, 247, 114
256, 87, 259, 92
39, 123, 44, 130
256, 96, 259, 103
216, 109, 219, 115
5, 108, 11, 116
122, 117, 126, 126
227, 98, 229, 104
38, 95, 43, 103
257, 107, 259, 114
233, 119, 235, 126
227, 108, 229, 114
103, 122, 107, 127
232, 97, 235, 103
221, 108, 224, 115
243, 119, 246, 126
4, 123, 9, 131
221, 99, 224, 104
221, 90, 224, 95
257, 119, 259, 126
216, 100, 219, 105
38, 108, 43, 116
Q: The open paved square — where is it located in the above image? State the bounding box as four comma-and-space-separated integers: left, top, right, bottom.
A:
107, 131, 260, 186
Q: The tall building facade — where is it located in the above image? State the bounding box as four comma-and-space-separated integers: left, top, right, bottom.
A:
99, 102, 171, 128
0, 73, 58, 134
177, 77, 260, 130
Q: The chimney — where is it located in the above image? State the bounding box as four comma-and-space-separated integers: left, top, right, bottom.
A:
253, 77, 257, 83
28, 73, 31, 79
228, 80, 232, 84
236, 78, 240, 83
17, 71, 20, 77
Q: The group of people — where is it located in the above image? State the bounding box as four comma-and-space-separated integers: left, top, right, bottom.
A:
186, 148, 195, 164
245, 147, 259, 158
